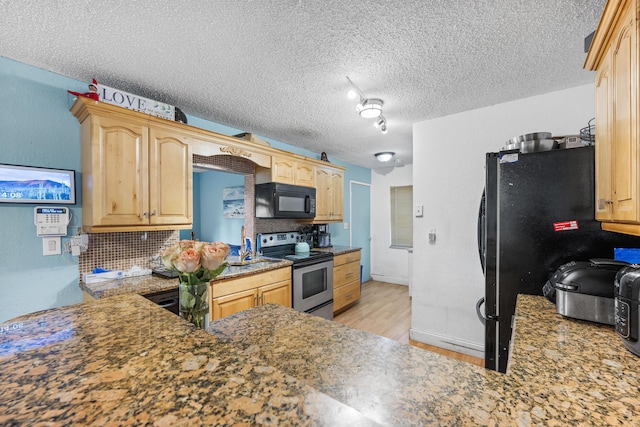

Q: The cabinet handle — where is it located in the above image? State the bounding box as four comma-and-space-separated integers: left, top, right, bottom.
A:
151, 210, 157, 216
142, 211, 149, 218
346, 292, 353, 298
345, 272, 354, 277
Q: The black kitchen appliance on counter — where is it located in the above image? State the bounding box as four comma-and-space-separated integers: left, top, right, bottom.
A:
477, 146, 640, 372
615, 265, 640, 358
543, 259, 628, 326
311, 224, 332, 248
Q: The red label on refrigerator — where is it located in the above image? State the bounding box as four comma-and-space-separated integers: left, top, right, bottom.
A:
553, 220, 579, 232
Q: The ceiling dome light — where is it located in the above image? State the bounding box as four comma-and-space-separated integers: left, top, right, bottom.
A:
358, 99, 383, 119
375, 152, 395, 162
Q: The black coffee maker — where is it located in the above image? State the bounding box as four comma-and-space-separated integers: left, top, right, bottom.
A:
312, 224, 332, 248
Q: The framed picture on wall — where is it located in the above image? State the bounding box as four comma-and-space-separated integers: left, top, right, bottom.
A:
223, 186, 244, 218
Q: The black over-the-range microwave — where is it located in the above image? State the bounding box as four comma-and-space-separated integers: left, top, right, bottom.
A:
255, 182, 316, 219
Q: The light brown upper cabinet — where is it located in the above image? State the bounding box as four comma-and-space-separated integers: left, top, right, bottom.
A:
255, 155, 315, 187
585, 0, 640, 236
71, 98, 192, 232
314, 166, 344, 223
256, 154, 346, 223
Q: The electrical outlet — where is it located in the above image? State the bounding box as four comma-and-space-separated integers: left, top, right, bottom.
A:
415, 205, 424, 217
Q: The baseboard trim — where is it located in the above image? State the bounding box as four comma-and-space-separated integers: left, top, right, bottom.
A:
409, 328, 484, 359
370, 274, 408, 285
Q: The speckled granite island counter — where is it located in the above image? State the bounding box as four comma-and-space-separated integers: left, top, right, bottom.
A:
2, 294, 640, 425
312, 245, 361, 256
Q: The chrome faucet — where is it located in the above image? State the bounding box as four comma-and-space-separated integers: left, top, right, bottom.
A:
240, 226, 253, 261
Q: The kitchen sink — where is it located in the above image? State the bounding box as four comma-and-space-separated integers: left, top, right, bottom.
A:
226, 257, 281, 267
223, 258, 283, 274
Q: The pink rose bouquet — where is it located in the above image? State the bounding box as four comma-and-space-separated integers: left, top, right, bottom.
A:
161, 240, 230, 285
161, 240, 230, 328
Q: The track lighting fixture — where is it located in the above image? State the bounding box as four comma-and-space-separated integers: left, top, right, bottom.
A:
346, 76, 389, 134
357, 98, 383, 118
373, 116, 388, 134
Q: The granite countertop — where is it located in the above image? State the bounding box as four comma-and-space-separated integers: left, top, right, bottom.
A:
80, 257, 293, 300
2, 294, 639, 425
0, 295, 372, 426
312, 246, 361, 256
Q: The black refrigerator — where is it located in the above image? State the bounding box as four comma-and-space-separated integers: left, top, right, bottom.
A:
478, 145, 640, 373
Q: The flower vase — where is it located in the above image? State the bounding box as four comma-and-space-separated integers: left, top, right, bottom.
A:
179, 281, 209, 329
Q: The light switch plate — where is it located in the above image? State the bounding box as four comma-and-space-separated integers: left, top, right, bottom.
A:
343, 222, 349, 230
415, 205, 424, 217
43, 237, 61, 256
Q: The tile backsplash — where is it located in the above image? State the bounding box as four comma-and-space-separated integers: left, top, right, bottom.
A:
79, 230, 179, 279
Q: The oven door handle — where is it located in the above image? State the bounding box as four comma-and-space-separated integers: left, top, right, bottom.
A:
157, 298, 178, 309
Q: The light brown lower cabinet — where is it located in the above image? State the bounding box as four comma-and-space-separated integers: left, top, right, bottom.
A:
210, 267, 292, 320
333, 250, 361, 313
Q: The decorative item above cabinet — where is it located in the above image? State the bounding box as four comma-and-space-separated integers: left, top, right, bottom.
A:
584, 0, 640, 236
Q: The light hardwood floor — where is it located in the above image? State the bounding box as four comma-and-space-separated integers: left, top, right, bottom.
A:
333, 280, 484, 368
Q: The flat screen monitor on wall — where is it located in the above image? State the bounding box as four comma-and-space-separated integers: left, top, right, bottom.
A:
0, 163, 76, 205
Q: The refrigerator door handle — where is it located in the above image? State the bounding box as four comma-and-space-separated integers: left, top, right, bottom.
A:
476, 297, 486, 325
477, 297, 499, 325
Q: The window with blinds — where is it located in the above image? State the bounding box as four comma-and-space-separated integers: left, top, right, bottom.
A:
390, 185, 413, 247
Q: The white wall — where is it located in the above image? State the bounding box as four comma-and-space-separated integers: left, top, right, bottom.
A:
370, 164, 413, 285
410, 83, 596, 358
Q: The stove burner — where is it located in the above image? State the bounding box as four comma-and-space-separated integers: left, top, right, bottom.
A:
258, 231, 333, 265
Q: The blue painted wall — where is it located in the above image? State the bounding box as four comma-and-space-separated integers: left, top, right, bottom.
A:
0, 55, 371, 322
197, 170, 245, 245
0, 57, 84, 322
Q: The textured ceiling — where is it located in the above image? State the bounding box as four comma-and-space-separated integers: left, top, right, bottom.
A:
0, 0, 605, 170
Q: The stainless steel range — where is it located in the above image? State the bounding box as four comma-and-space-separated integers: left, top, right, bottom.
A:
258, 231, 334, 320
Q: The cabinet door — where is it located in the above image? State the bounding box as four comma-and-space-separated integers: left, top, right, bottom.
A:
89, 116, 149, 226
258, 280, 292, 307
610, 9, 638, 222
212, 289, 257, 320
294, 161, 315, 187
149, 127, 193, 225
314, 167, 332, 221
329, 169, 344, 221
595, 53, 613, 220
272, 156, 295, 184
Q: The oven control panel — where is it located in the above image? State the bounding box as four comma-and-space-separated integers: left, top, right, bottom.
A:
259, 232, 306, 247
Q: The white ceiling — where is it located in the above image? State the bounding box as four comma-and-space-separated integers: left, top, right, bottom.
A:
0, 0, 605, 170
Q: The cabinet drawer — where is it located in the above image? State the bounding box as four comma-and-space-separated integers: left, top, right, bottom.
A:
334, 251, 361, 267
334, 261, 360, 287
334, 280, 361, 312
